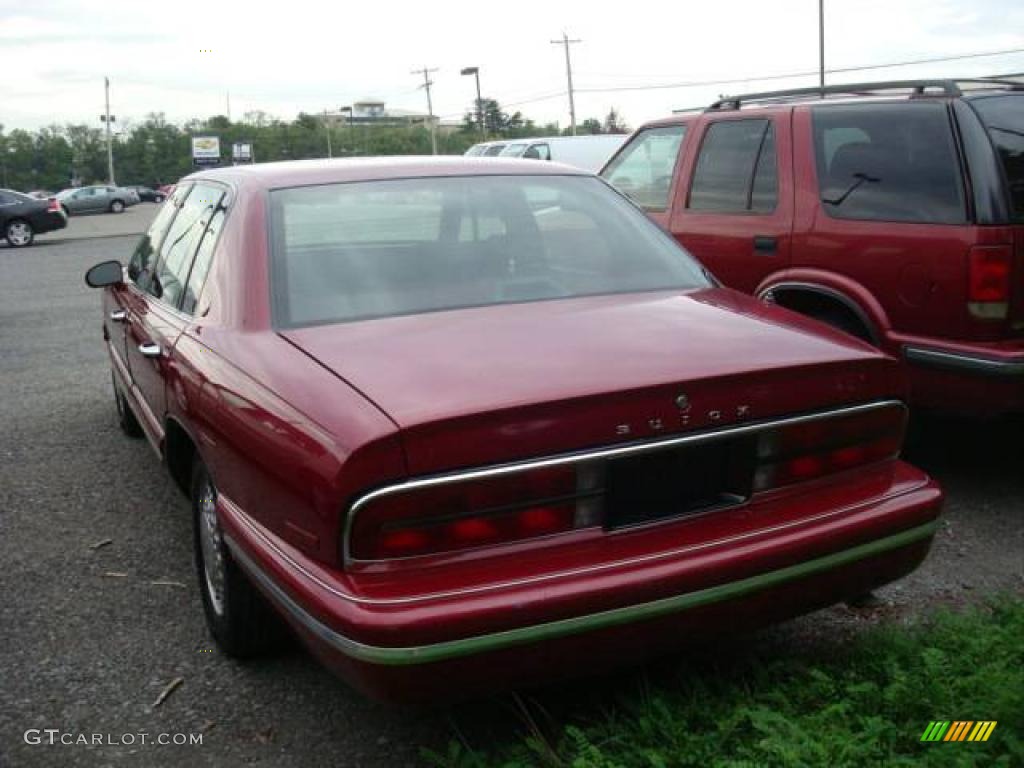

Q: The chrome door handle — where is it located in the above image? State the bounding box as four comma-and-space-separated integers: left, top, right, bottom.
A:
110, 309, 127, 322
138, 342, 161, 358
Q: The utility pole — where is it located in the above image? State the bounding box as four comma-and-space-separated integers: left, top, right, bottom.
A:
323, 109, 333, 158
226, 91, 232, 121
818, 0, 825, 95
412, 66, 439, 154
461, 67, 485, 140
551, 33, 581, 135
101, 77, 115, 184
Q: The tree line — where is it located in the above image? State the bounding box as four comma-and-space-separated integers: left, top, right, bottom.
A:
0, 103, 628, 193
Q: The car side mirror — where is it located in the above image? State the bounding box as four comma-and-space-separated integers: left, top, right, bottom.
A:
85, 260, 124, 288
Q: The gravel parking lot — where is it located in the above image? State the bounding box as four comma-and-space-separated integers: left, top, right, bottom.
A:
1, 221, 1021, 767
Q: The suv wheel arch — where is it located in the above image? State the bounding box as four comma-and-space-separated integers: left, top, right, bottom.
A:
760, 283, 879, 345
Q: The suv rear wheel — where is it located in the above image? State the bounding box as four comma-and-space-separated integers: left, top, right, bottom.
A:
110, 199, 124, 213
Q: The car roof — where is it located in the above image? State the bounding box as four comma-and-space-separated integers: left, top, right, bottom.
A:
185, 156, 589, 190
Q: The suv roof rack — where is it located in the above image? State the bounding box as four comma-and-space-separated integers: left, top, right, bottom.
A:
706, 78, 1023, 111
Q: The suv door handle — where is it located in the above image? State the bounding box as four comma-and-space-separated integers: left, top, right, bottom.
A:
138, 342, 161, 358
753, 235, 778, 254
109, 309, 127, 322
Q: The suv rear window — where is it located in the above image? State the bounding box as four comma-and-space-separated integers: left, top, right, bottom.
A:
602, 125, 687, 211
812, 102, 965, 224
970, 94, 1024, 221
688, 120, 777, 213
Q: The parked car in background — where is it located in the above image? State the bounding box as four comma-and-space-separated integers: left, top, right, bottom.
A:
125, 185, 166, 203
84, 157, 941, 701
26, 189, 55, 200
602, 79, 1024, 415
498, 134, 629, 172
0, 188, 67, 246
56, 185, 137, 215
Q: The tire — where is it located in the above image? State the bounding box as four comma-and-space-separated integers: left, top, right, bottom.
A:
154, 194, 165, 203
110, 199, 125, 213
112, 371, 143, 437
4, 219, 34, 247
192, 458, 289, 658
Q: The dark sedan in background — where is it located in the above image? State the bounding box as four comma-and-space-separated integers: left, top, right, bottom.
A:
124, 185, 167, 203
0, 189, 67, 247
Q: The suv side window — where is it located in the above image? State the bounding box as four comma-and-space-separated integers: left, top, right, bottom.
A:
812, 103, 965, 224
602, 125, 687, 211
151, 183, 225, 308
128, 183, 191, 291
689, 119, 777, 213
524, 143, 550, 160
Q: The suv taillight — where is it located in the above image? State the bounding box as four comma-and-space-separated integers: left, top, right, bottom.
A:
968, 245, 1012, 320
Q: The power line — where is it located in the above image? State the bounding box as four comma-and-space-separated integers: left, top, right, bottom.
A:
573, 45, 1024, 94
550, 33, 581, 135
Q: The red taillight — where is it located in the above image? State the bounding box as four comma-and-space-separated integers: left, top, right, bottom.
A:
968, 245, 1012, 319
47, 197, 60, 213
753, 404, 906, 491
349, 466, 601, 561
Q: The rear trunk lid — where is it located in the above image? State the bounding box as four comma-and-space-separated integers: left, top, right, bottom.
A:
281, 289, 905, 475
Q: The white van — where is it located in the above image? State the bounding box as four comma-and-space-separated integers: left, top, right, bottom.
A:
464, 135, 628, 172
497, 135, 628, 172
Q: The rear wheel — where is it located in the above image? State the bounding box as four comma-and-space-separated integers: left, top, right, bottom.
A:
5, 219, 34, 247
192, 459, 289, 658
112, 371, 143, 437
110, 199, 125, 213
154, 194, 165, 203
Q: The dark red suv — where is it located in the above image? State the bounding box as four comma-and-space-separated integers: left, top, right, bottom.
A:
602, 79, 1024, 414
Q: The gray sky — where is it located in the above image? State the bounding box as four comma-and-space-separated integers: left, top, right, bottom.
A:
2, 0, 1022, 133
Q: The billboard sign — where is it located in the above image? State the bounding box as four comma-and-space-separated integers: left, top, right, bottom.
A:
191, 136, 221, 166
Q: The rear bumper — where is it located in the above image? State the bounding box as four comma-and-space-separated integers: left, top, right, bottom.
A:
32, 211, 68, 234
899, 338, 1024, 412
219, 465, 942, 700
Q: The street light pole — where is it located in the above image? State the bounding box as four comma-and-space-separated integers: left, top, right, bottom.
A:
461, 67, 485, 140
550, 33, 581, 136
819, 0, 825, 95
340, 106, 353, 155
323, 109, 333, 158
103, 76, 115, 184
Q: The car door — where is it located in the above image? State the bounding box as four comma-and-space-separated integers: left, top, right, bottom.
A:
601, 123, 690, 231
669, 112, 794, 293
121, 183, 225, 442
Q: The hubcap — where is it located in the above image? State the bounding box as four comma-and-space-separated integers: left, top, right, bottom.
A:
198, 479, 226, 617
7, 222, 31, 245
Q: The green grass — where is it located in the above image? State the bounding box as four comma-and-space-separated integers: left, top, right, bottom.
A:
424, 598, 1023, 768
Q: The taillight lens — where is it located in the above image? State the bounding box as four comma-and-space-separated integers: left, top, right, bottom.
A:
349, 464, 605, 561
753, 404, 906, 491
47, 197, 61, 213
968, 245, 1012, 320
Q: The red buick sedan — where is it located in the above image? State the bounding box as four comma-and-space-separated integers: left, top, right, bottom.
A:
85, 157, 942, 700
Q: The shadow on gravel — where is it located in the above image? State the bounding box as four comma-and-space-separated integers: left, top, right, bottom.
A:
903, 408, 1024, 486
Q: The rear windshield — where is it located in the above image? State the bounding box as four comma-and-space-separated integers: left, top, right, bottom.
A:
269, 175, 709, 327
971, 94, 1024, 221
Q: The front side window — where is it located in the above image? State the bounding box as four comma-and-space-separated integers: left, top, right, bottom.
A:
269, 175, 710, 328
602, 125, 687, 211
524, 143, 550, 160
970, 94, 1024, 221
151, 183, 225, 307
812, 103, 965, 224
128, 183, 191, 291
688, 119, 777, 213
499, 143, 528, 158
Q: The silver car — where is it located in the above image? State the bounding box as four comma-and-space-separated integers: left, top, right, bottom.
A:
56, 185, 137, 215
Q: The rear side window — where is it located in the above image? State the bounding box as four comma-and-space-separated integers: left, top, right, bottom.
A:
688, 120, 777, 213
128, 184, 191, 291
151, 183, 225, 307
812, 103, 965, 224
602, 125, 687, 211
970, 94, 1024, 221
